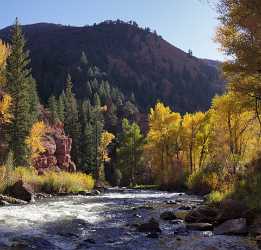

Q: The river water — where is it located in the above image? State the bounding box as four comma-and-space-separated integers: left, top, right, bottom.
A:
0, 188, 258, 250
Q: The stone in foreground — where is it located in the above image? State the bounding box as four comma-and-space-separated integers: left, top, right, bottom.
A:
137, 218, 161, 233
214, 218, 248, 235
186, 223, 213, 231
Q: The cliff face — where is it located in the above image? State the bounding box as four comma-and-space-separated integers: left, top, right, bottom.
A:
34, 123, 76, 173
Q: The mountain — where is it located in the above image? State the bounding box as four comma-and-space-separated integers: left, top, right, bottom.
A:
0, 20, 224, 113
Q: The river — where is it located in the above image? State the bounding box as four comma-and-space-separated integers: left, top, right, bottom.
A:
0, 188, 258, 249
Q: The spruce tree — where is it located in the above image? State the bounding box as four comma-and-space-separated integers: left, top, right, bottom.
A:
64, 74, 81, 166
6, 18, 39, 166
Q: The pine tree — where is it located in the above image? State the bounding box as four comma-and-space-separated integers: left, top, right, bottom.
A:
47, 95, 58, 124
57, 92, 65, 122
64, 74, 81, 166
79, 100, 95, 172
6, 18, 39, 166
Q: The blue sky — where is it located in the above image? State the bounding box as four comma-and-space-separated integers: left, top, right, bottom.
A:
1, 0, 224, 60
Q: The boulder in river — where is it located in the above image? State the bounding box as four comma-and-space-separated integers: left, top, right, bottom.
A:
186, 223, 213, 231
0, 194, 28, 205
160, 211, 177, 220
216, 199, 248, 224
214, 218, 248, 235
249, 216, 261, 236
137, 218, 161, 233
185, 206, 218, 223
6, 180, 34, 202
175, 210, 190, 220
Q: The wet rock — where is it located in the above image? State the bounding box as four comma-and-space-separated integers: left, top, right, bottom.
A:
185, 206, 218, 223
175, 210, 190, 220
174, 225, 189, 236
147, 232, 159, 238
179, 205, 193, 210
250, 216, 261, 236
84, 238, 96, 244
216, 199, 248, 224
160, 211, 177, 220
5, 180, 34, 202
137, 218, 161, 233
214, 218, 248, 235
170, 219, 183, 225
256, 235, 261, 249
0, 194, 27, 205
165, 200, 177, 205
186, 223, 213, 231
92, 189, 101, 195
0, 200, 9, 206
138, 205, 154, 210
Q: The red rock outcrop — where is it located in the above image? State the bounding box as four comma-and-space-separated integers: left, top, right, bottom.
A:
34, 122, 76, 173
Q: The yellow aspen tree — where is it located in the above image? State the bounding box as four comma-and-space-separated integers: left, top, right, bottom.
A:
25, 121, 47, 161
182, 112, 206, 173
98, 131, 115, 181
146, 102, 181, 185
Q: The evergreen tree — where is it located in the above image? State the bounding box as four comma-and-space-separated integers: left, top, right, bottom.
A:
93, 92, 101, 107
47, 95, 58, 124
57, 92, 65, 122
92, 106, 104, 179
6, 18, 39, 166
79, 100, 95, 172
64, 74, 81, 166
117, 118, 144, 186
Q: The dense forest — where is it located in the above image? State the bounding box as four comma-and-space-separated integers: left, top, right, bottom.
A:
0, 0, 261, 218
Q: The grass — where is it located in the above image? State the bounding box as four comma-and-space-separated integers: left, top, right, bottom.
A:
0, 166, 94, 194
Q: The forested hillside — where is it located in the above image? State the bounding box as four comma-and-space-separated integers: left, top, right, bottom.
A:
0, 20, 224, 113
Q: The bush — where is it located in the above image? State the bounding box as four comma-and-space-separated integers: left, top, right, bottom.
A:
187, 163, 232, 195
0, 166, 94, 194
231, 172, 261, 210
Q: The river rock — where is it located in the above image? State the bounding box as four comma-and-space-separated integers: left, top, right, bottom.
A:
147, 232, 159, 238
160, 211, 177, 220
214, 218, 248, 235
256, 235, 261, 249
216, 199, 248, 224
175, 210, 190, 220
0, 200, 9, 206
185, 205, 218, 223
249, 216, 261, 236
6, 180, 34, 202
179, 205, 193, 210
0, 194, 27, 205
137, 218, 161, 233
186, 223, 213, 231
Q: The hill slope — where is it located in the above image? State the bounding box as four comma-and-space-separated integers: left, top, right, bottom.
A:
0, 21, 224, 113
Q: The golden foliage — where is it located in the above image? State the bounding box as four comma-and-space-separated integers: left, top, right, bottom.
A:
25, 121, 47, 159
0, 94, 12, 124
99, 131, 115, 162
0, 40, 10, 86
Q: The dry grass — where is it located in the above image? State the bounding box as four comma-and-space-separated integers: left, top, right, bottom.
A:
0, 166, 94, 194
